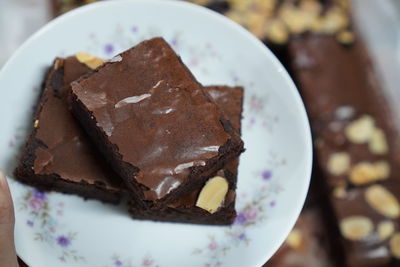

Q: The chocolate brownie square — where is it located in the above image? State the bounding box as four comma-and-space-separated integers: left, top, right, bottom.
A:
14, 55, 124, 204
129, 86, 243, 225
70, 37, 245, 208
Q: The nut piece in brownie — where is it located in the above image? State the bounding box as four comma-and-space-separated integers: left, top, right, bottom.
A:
129, 86, 243, 225
14, 55, 124, 204
288, 33, 400, 266
70, 37, 244, 208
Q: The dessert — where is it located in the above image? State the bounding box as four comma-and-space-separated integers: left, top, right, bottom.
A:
14, 55, 124, 204
265, 207, 335, 267
48, 0, 400, 264
288, 34, 400, 266
129, 86, 243, 225
70, 37, 244, 208
333, 181, 400, 266
14, 52, 243, 225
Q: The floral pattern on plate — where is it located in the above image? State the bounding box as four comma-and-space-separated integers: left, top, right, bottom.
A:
192, 153, 286, 266
104, 254, 159, 267
1, 2, 311, 266
18, 187, 85, 263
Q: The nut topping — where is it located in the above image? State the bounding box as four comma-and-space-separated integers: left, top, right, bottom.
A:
327, 152, 350, 176
286, 228, 303, 250
365, 185, 400, 219
344, 115, 375, 144
390, 233, 400, 259
196, 176, 229, 214
377, 221, 395, 240
340, 216, 373, 241
369, 128, 389, 155
349, 161, 390, 185
75, 52, 104, 70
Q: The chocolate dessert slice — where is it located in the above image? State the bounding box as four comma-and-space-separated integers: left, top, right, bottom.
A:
14, 55, 124, 204
129, 86, 243, 225
288, 34, 400, 266
70, 37, 244, 208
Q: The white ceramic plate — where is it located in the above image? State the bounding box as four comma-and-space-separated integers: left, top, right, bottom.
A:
0, 1, 312, 266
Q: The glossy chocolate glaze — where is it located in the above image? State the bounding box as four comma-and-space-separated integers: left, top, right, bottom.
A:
167, 86, 243, 208
71, 38, 243, 201
33, 56, 122, 191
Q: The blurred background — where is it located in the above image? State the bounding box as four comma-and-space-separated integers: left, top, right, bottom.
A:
2, 0, 400, 266
1, 0, 400, 122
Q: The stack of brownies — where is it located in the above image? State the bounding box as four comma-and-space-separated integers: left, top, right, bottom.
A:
14, 37, 245, 225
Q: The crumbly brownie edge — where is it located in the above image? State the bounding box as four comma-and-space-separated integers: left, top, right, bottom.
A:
14, 133, 121, 204
128, 201, 236, 225
127, 168, 238, 224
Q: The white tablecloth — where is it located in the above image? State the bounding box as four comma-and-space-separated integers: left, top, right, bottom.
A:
0, 0, 51, 67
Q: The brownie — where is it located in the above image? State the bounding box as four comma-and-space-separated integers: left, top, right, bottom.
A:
265, 207, 335, 267
332, 181, 400, 266
129, 86, 243, 225
14, 56, 124, 204
288, 34, 400, 266
70, 37, 244, 209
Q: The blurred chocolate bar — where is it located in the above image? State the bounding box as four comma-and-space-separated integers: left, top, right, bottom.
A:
288, 33, 400, 266
265, 207, 334, 267
52, 0, 96, 16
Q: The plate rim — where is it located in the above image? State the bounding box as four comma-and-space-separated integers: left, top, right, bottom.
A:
1, 0, 313, 266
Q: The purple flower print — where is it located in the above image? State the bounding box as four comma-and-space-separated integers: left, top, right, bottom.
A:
170, 38, 178, 47
250, 95, 263, 112
261, 169, 272, 181
131, 26, 138, 33
29, 198, 44, 211
142, 258, 154, 266
114, 260, 123, 266
104, 44, 114, 55
208, 241, 217, 250
8, 140, 15, 147
270, 201, 276, 207
235, 212, 246, 225
27, 220, 34, 227
57, 236, 71, 247
244, 208, 257, 222
188, 58, 198, 67
33, 189, 46, 200
238, 233, 246, 240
